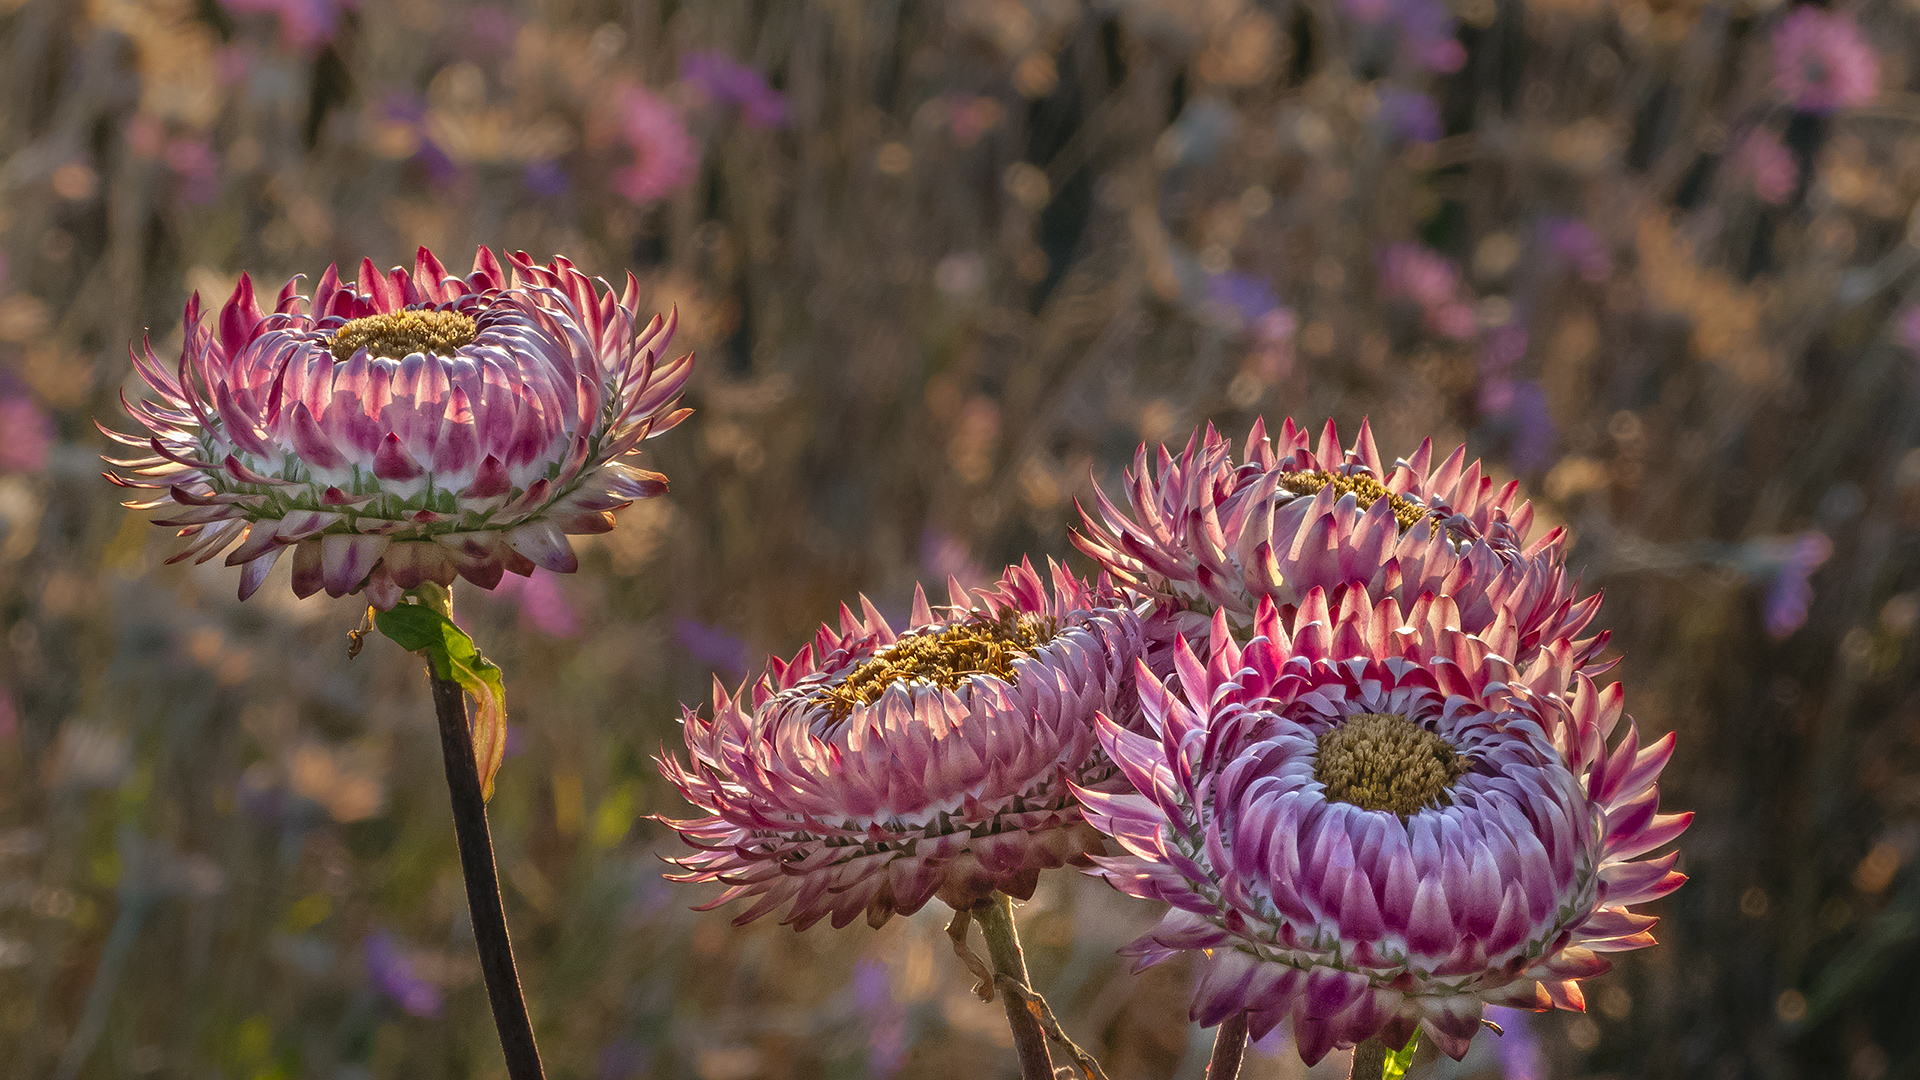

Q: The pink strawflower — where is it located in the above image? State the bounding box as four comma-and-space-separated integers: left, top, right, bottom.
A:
105, 247, 692, 606
1078, 591, 1689, 1063
612, 85, 698, 204
1736, 130, 1798, 205
1074, 418, 1603, 671
1771, 6, 1879, 115
658, 561, 1145, 929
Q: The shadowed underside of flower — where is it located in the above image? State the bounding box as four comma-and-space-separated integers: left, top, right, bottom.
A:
1074, 417, 1606, 672
105, 246, 692, 606
1076, 591, 1689, 1064
658, 560, 1146, 930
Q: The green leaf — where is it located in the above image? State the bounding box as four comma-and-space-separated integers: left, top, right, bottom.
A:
375, 604, 509, 801
1381, 1031, 1420, 1080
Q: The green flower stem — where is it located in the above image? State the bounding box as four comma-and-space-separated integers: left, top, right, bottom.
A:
1207, 1012, 1250, 1079
973, 894, 1056, 1080
1348, 1037, 1390, 1080
422, 583, 545, 1080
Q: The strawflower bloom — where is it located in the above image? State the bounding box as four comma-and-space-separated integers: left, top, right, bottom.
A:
1771, 6, 1879, 115
1075, 418, 1604, 671
105, 247, 692, 607
1077, 591, 1689, 1063
659, 561, 1145, 929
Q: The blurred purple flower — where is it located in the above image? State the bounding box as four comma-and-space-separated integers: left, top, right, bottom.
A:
1766, 530, 1832, 639
850, 959, 908, 1080
1772, 6, 1878, 114
597, 1040, 652, 1080
613, 85, 698, 204
1207, 270, 1280, 325
1894, 305, 1920, 353
363, 931, 442, 1017
1477, 324, 1527, 414
681, 51, 789, 129
1509, 381, 1556, 474
1483, 1007, 1546, 1080
224, 0, 355, 52
1736, 129, 1798, 205
673, 616, 748, 677
0, 387, 52, 474
1395, 0, 1468, 73
489, 570, 580, 638
1378, 87, 1441, 143
381, 93, 460, 187
523, 159, 568, 197
0, 688, 15, 743
1543, 217, 1612, 282
164, 138, 221, 205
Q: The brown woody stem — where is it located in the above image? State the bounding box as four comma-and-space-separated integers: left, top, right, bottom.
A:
1208, 1012, 1250, 1078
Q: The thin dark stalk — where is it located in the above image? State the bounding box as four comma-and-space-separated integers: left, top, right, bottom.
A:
430, 672, 546, 1080
1207, 1012, 1250, 1079
972, 894, 1056, 1080
1347, 1037, 1390, 1080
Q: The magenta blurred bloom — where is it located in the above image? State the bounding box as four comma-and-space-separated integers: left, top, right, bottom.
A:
1764, 530, 1832, 639
1771, 6, 1878, 114
0, 385, 52, 474
364, 930, 443, 1017
106, 246, 692, 606
613, 85, 698, 204
1736, 130, 1798, 205
681, 51, 789, 129
659, 561, 1145, 929
1078, 592, 1689, 1063
1894, 304, 1920, 354
1075, 418, 1603, 670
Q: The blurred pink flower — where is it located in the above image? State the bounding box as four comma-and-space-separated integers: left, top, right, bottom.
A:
673, 616, 749, 676
0, 387, 52, 474
659, 562, 1144, 928
489, 569, 581, 638
680, 51, 788, 129
1736, 130, 1798, 205
224, 0, 356, 52
1894, 304, 1920, 353
164, 137, 221, 205
105, 247, 692, 606
1077, 593, 1688, 1063
612, 85, 697, 204
1771, 6, 1878, 114
1379, 243, 1457, 308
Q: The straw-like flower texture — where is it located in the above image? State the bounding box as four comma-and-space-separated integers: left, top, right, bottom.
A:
659, 561, 1145, 929
1075, 417, 1603, 672
105, 247, 691, 607
1076, 590, 1689, 1064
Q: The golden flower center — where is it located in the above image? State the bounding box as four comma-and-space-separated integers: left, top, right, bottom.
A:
1314, 712, 1464, 816
819, 614, 1058, 720
329, 310, 477, 361
1278, 470, 1431, 530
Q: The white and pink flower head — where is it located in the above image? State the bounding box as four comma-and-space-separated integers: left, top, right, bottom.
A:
1075, 417, 1605, 673
658, 560, 1146, 929
106, 246, 692, 607
1076, 590, 1689, 1063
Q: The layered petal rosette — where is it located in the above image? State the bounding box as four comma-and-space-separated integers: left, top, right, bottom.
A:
106, 247, 692, 606
1077, 589, 1688, 1063
1076, 417, 1602, 670
659, 561, 1145, 930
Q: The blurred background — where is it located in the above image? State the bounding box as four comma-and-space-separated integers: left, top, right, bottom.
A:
1, 0, 1917, 1077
